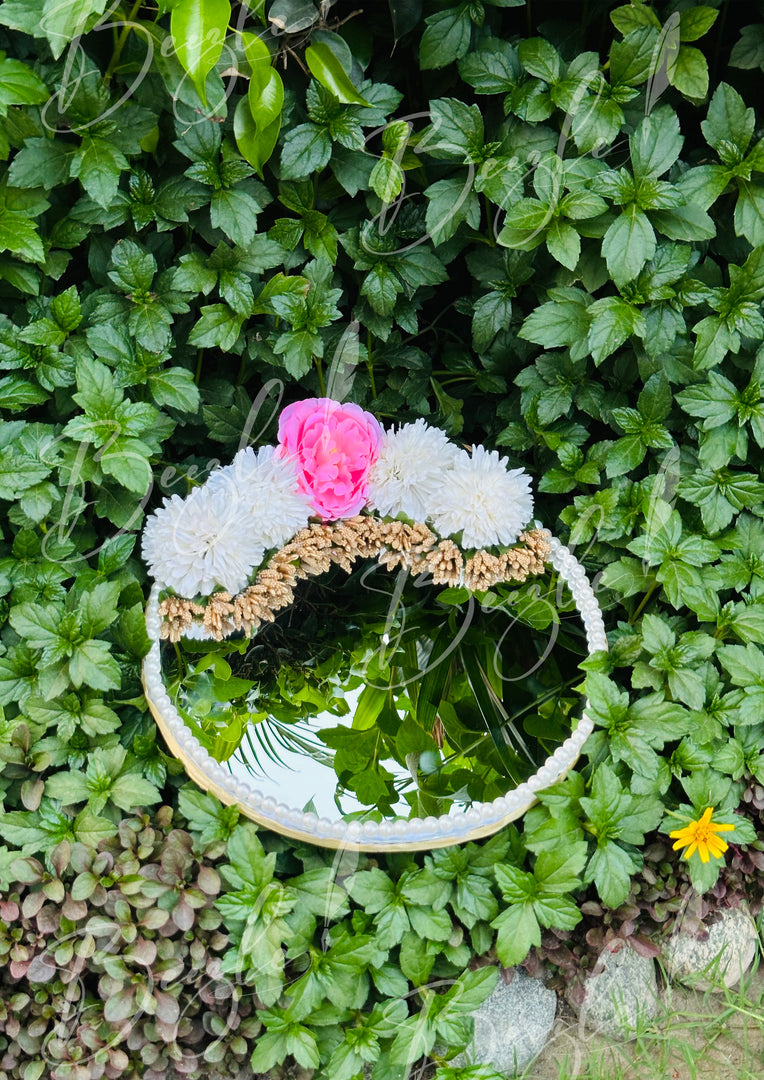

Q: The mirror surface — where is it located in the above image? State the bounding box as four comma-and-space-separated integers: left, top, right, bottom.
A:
163, 562, 586, 823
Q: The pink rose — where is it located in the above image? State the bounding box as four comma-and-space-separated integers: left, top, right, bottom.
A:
278, 397, 383, 520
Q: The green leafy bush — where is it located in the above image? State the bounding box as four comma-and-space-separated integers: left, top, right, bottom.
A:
0, 0, 764, 1076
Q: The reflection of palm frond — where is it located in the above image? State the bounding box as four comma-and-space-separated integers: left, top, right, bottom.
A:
477, 660, 537, 766
459, 647, 535, 779
445, 675, 580, 772
228, 716, 335, 779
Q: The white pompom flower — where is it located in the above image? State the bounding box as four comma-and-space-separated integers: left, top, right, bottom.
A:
206, 444, 312, 549
429, 446, 533, 549
366, 419, 467, 521
142, 475, 265, 597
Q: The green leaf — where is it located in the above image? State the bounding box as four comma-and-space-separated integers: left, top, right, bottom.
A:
148, 368, 200, 413
171, 0, 231, 105
179, 786, 238, 842
420, 5, 472, 70
43, 771, 90, 805
668, 45, 708, 99
460, 646, 523, 781
535, 845, 588, 893
472, 289, 513, 351
108, 238, 155, 294
41, 0, 109, 58
388, 0, 422, 41
546, 220, 580, 270
718, 643, 764, 687
9, 138, 71, 190
233, 32, 283, 176
399, 930, 436, 985
734, 182, 764, 247
109, 774, 162, 811
9, 602, 61, 647
188, 304, 244, 351
518, 37, 562, 83
98, 439, 153, 494
610, 26, 660, 87
370, 155, 404, 202
305, 42, 370, 106
234, 98, 281, 179
679, 6, 718, 42
241, 31, 280, 121
730, 25, 764, 71
70, 136, 128, 209
0, 57, 48, 115
585, 841, 640, 909
361, 262, 402, 316
273, 327, 320, 378
0, 0, 45, 35
0, 208, 44, 263
280, 123, 332, 180
492, 901, 540, 966
51, 286, 81, 332
630, 107, 683, 179
611, 3, 660, 34
424, 177, 480, 244
80, 580, 120, 636
458, 38, 520, 93
602, 205, 656, 286
587, 296, 645, 364
427, 97, 484, 159
519, 288, 591, 359
69, 639, 121, 691
389, 1014, 437, 1066
210, 186, 261, 247
702, 83, 754, 156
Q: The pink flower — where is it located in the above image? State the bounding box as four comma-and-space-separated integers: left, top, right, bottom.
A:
277, 398, 383, 520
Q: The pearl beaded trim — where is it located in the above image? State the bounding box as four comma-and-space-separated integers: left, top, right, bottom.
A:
141, 531, 606, 849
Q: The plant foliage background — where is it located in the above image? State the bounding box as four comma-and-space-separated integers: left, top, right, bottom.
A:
1, 0, 764, 1076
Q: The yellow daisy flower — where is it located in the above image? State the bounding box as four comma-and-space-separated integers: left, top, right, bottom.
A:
669, 807, 735, 863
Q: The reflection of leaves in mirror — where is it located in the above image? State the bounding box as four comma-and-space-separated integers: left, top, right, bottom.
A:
163, 562, 588, 817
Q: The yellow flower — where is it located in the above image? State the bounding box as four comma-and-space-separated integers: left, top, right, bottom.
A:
669, 807, 734, 863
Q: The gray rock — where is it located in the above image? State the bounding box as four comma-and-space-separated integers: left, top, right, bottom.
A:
571, 942, 660, 1039
454, 968, 556, 1076
663, 905, 758, 991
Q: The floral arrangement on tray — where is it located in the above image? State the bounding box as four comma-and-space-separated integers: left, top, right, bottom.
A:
140, 397, 604, 842
143, 397, 552, 642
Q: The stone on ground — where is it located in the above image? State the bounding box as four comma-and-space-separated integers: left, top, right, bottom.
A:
569, 941, 660, 1039
663, 905, 758, 991
454, 967, 557, 1076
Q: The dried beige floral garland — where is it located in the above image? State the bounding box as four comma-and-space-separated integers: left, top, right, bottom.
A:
157, 518, 551, 643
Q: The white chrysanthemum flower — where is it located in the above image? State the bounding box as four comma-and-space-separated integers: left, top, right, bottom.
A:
429, 446, 533, 549
207, 445, 312, 549
366, 419, 468, 520
142, 476, 264, 597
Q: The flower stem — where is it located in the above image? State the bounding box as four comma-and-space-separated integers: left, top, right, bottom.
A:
315, 357, 326, 396
629, 578, 659, 624
366, 330, 377, 399
104, 0, 145, 84
484, 194, 497, 245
